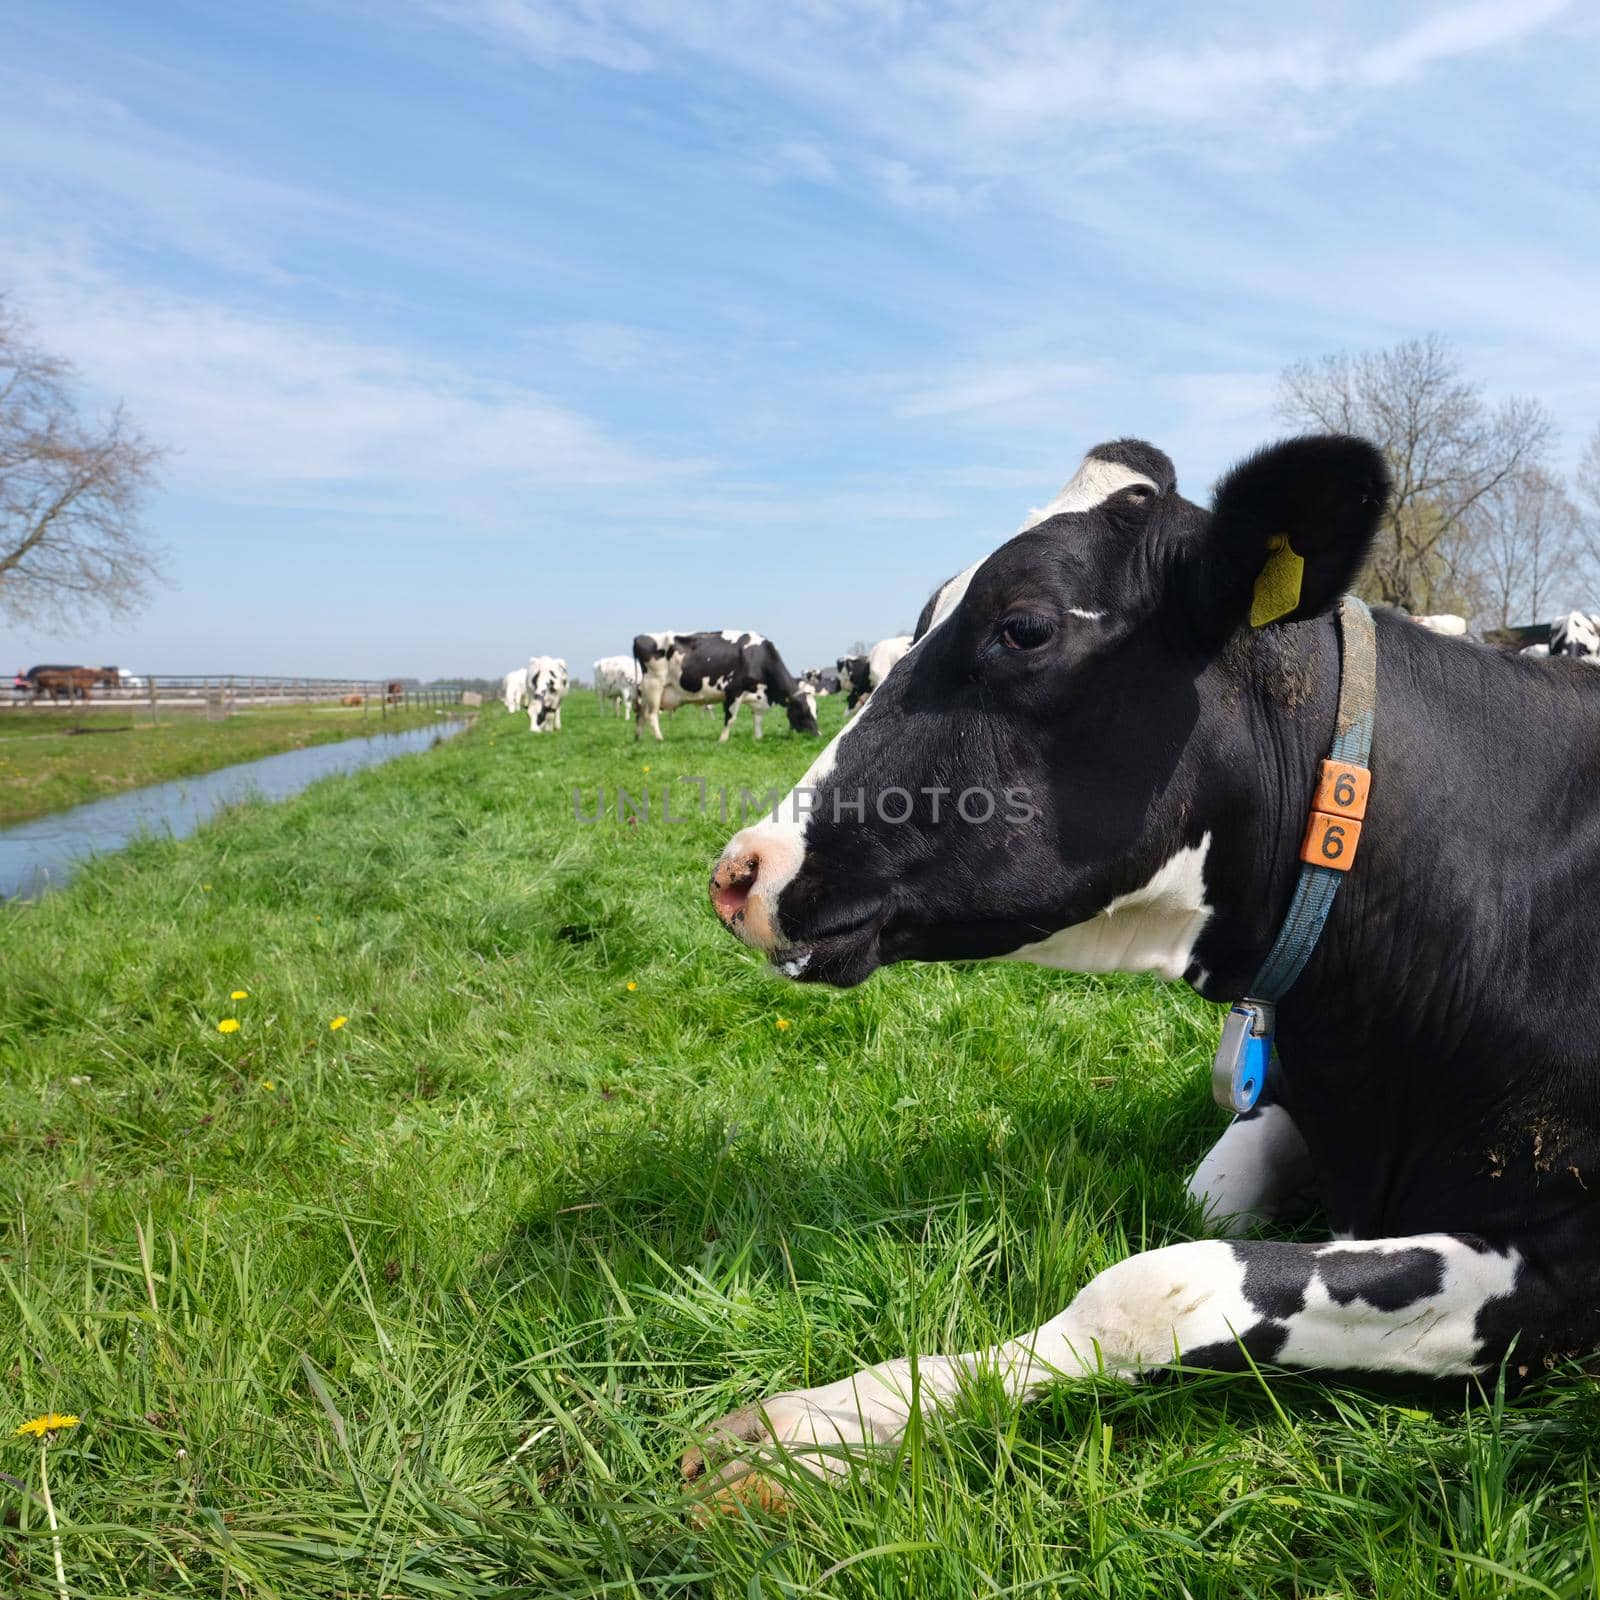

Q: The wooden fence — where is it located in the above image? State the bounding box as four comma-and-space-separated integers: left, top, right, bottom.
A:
3, 675, 478, 717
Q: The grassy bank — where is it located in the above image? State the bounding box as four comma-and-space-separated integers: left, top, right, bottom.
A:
2, 694, 1597, 1597
0, 703, 450, 825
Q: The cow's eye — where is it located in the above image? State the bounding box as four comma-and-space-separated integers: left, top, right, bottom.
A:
999, 614, 1055, 651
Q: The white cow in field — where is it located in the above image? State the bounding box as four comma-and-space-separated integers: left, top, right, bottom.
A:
526, 656, 568, 732
594, 654, 641, 719
502, 666, 528, 714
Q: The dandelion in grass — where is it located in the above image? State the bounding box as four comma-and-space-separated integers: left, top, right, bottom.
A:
201, 883, 212, 892
643, 764, 651, 772
16, 1414, 77, 1599
625, 981, 637, 992
15, 1414, 78, 1439
262, 1080, 276, 1091
329, 1015, 348, 1030
230, 989, 248, 1000
775, 1016, 791, 1031
216, 1018, 240, 1034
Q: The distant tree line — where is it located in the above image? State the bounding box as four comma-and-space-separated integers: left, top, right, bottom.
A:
1276, 334, 1600, 630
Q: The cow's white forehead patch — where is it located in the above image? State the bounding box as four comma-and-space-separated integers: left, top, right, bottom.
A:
1021, 456, 1158, 532
919, 453, 1152, 641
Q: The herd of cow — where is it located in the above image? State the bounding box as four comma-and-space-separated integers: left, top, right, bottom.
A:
497, 631, 916, 740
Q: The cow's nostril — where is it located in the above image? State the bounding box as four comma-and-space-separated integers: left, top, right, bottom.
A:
710, 853, 759, 926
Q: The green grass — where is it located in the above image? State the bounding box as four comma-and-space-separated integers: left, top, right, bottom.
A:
2, 694, 1598, 1597
0, 703, 448, 824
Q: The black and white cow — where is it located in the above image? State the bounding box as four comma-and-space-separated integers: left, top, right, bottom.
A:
836, 635, 912, 712
525, 655, 568, 733
684, 434, 1600, 1513
633, 631, 819, 743
1549, 611, 1600, 662
835, 653, 870, 709
802, 667, 842, 698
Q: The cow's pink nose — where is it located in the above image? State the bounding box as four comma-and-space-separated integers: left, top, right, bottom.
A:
710, 851, 759, 928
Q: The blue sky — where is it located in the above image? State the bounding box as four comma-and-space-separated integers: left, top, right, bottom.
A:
3, 0, 1597, 678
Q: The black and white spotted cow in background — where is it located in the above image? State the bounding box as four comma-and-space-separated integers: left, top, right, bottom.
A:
835, 652, 869, 708
802, 667, 842, 698
683, 434, 1600, 1513
836, 635, 913, 711
633, 631, 819, 743
1549, 610, 1600, 662
525, 655, 568, 733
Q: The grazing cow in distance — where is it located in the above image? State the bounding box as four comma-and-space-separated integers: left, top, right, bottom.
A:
525, 657, 568, 732
1549, 610, 1600, 663
684, 432, 1600, 1516
632, 631, 818, 742
802, 667, 842, 697
836, 653, 870, 709
837, 635, 913, 712
502, 667, 529, 714
594, 655, 642, 719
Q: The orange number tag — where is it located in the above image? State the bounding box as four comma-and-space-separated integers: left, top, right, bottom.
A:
1312, 759, 1370, 820
1301, 810, 1362, 871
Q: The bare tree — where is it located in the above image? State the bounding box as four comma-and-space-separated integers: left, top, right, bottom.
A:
1276, 335, 1552, 615
0, 299, 164, 628
1471, 466, 1582, 630
1580, 423, 1600, 518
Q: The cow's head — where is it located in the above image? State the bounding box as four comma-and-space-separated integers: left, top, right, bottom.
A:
709, 436, 1389, 987
786, 681, 820, 736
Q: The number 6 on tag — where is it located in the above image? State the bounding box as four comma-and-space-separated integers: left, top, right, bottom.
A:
1301, 809, 1362, 870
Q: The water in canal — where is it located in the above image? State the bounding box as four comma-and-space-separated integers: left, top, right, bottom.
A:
1, 719, 467, 901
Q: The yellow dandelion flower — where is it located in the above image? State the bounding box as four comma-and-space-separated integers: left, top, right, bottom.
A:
642, 765, 651, 772
329, 1015, 348, 1030
201, 884, 212, 892
217, 1018, 241, 1034
625, 981, 637, 992
230, 989, 248, 1000
262, 1080, 276, 1091
15, 1414, 79, 1439
775, 1017, 791, 1031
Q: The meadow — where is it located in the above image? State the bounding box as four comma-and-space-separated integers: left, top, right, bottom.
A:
0, 704, 445, 826
2, 692, 1598, 1598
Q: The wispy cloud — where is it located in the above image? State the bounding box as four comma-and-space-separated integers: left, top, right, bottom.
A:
4, 246, 671, 500
423, 0, 1575, 186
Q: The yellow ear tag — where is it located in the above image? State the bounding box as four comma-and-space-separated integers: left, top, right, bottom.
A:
1250, 534, 1304, 627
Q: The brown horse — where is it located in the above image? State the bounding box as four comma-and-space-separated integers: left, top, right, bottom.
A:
26, 666, 119, 703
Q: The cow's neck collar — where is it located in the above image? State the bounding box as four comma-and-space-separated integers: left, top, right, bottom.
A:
1211, 596, 1376, 1114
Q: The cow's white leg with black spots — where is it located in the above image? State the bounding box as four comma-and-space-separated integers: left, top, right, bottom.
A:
684, 1233, 1526, 1511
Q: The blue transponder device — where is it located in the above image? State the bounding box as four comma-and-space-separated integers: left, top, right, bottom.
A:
1211, 1000, 1275, 1114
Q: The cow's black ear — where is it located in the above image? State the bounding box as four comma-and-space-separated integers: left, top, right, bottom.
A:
1196, 435, 1389, 632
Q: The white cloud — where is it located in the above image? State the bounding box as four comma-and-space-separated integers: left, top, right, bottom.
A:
1358, 0, 1570, 87
896, 361, 1105, 423
3, 247, 668, 499
424, 0, 1574, 186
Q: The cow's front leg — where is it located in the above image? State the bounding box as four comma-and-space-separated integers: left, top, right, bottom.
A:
683, 1233, 1527, 1515
719, 692, 738, 743
1187, 1100, 1316, 1237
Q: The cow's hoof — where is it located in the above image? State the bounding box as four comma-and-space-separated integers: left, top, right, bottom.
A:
680, 1404, 800, 1522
